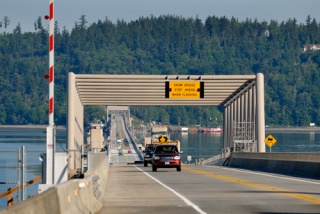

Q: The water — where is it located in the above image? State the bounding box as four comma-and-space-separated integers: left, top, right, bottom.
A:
0, 127, 67, 149
170, 130, 320, 163
171, 132, 223, 163
1, 127, 320, 207
264, 130, 320, 152
0, 127, 67, 208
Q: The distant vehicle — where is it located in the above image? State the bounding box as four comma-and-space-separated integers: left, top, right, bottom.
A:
149, 124, 180, 150
118, 150, 123, 156
128, 150, 132, 154
152, 144, 182, 172
124, 138, 129, 145
100, 144, 108, 152
143, 145, 155, 167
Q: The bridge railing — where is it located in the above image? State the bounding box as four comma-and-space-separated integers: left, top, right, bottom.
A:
225, 152, 320, 179
0, 156, 109, 214
196, 147, 231, 166
0, 147, 44, 208
121, 115, 143, 160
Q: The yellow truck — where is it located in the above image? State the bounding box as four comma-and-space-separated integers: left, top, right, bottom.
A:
150, 125, 180, 151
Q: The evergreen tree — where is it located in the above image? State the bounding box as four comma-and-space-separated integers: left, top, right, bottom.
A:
0, 15, 319, 127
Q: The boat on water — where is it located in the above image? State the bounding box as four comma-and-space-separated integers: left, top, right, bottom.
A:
179, 127, 189, 133
203, 127, 223, 134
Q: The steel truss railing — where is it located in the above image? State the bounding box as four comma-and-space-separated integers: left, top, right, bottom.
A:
233, 121, 256, 152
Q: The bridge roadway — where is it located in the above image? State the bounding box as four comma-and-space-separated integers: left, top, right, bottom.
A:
109, 114, 141, 165
100, 114, 320, 213
98, 163, 320, 214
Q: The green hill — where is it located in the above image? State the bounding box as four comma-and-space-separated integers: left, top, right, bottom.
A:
0, 15, 319, 127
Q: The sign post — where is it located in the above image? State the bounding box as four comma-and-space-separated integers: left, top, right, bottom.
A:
264, 134, 277, 152
187, 155, 192, 164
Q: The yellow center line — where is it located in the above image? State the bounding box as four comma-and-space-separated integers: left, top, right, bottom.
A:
183, 167, 320, 205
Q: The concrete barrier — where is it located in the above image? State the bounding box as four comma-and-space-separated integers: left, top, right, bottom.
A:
199, 154, 226, 165
0, 158, 109, 214
225, 152, 320, 179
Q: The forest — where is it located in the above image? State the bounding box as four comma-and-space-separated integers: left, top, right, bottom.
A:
0, 15, 320, 127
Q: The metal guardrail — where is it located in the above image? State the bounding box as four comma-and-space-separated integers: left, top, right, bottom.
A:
195, 147, 232, 165
0, 147, 45, 208
0, 176, 42, 207
122, 115, 143, 161
0, 146, 85, 207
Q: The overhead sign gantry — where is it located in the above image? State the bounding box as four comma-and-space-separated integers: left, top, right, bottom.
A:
67, 72, 265, 176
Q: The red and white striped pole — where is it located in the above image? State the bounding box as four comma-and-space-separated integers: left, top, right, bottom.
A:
49, 0, 54, 126
44, 0, 55, 185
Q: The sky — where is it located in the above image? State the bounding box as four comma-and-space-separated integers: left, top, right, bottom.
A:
1, 0, 320, 32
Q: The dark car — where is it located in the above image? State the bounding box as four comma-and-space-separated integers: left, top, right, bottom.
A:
152, 144, 182, 172
143, 145, 155, 167
100, 144, 108, 153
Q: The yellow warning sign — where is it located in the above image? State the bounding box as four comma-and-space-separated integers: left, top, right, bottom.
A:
264, 134, 277, 148
167, 81, 203, 99
159, 136, 168, 143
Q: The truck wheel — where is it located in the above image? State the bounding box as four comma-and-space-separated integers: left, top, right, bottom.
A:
177, 166, 181, 171
152, 165, 157, 172
144, 161, 148, 167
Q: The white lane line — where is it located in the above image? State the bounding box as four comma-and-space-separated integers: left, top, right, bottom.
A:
203, 165, 320, 185
134, 166, 207, 214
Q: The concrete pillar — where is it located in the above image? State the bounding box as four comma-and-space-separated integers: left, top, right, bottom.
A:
256, 73, 265, 152
231, 101, 235, 148
253, 87, 256, 149
223, 106, 226, 148
237, 96, 240, 125
248, 87, 253, 141
240, 93, 244, 124
248, 87, 252, 124
223, 106, 228, 148
244, 91, 248, 123
235, 95, 240, 145
246, 90, 250, 137
67, 72, 75, 176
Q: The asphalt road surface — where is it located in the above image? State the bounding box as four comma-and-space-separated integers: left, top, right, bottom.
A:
98, 164, 320, 214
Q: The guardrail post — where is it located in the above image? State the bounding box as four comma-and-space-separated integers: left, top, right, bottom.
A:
22, 146, 26, 200
17, 147, 21, 202
7, 188, 13, 207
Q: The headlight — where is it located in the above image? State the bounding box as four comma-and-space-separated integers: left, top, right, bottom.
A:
173, 156, 180, 160
145, 155, 150, 158
154, 156, 160, 160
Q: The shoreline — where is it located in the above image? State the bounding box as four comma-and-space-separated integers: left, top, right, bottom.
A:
266, 127, 320, 132
0, 125, 66, 129
1, 125, 320, 132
